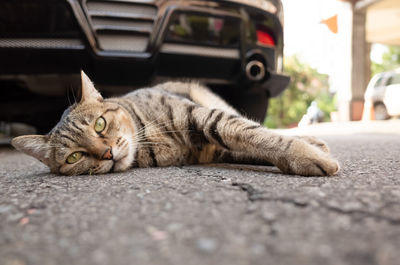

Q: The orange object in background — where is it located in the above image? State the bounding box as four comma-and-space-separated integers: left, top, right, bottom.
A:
321, 15, 338, 34
362, 100, 375, 121
351, 100, 364, 121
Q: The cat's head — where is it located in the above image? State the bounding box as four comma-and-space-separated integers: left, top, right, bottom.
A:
12, 71, 136, 175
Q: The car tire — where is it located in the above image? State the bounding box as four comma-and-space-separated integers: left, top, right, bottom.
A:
374, 103, 389, 120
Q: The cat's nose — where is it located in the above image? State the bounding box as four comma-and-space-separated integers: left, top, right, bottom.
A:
101, 148, 113, 160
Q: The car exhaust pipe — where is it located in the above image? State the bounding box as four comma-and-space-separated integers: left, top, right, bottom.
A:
245, 60, 265, 81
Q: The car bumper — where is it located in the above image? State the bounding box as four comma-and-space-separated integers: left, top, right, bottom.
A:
0, 0, 288, 97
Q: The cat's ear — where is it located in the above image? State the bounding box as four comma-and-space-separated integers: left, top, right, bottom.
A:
11, 135, 51, 164
80, 70, 103, 103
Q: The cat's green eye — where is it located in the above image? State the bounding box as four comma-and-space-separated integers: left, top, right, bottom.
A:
66, 151, 83, 164
94, 116, 106, 133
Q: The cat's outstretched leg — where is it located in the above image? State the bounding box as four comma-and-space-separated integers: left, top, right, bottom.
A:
189, 106, 339, 176
211, 136, 331, 164
211, 149, 274, 166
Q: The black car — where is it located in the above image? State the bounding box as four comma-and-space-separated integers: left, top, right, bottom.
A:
0, 0, 289, 132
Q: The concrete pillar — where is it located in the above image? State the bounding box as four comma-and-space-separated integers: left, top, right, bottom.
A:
351, 7, 371, 120
337, 3, 371, 121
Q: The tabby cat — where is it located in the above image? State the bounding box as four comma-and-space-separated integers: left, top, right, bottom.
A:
11, 71, 339, 176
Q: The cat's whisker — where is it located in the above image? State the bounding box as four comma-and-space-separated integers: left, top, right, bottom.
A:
138, 112, 182, 132
138, 143, 168, 146
137, 139, 168, 144
139, 143, 167, 145
67, 88, 72, 106
134, 133, 188, 143
137, 121, 192, 136
71, 86, 77, 103
136, 120, 176, 135
142, 129, 192, 138
133, 130, 192, 145
141, 114, 166, 129
135, 111, 169, 134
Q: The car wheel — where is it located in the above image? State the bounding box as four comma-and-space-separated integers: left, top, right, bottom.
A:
374, 103, 389, 120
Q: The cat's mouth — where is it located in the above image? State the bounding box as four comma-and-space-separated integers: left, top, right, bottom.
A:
110, 161, 116, 173
110, 154, 129, 173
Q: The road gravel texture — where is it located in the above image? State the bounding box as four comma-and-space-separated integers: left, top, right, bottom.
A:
1, 121, 400, 265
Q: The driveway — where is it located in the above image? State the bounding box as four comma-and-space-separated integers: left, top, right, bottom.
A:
1, 120, 400, 265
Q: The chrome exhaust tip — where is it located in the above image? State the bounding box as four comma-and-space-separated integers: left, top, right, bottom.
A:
245, 60, 265, 81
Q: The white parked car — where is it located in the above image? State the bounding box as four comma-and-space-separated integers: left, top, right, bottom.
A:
364, 71, 400, 120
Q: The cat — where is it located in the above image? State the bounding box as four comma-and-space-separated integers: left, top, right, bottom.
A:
11, 71, 339, 176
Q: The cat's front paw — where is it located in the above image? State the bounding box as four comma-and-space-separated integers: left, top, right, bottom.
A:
290, 155, 340, 176
276, 140, 340, 176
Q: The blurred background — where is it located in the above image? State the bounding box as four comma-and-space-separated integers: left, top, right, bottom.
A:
1, 0, 400, 138
267, 0, 400, 128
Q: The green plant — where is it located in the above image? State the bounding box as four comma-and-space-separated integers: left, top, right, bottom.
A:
371, 45, 400, 77
264, 56, 335, 128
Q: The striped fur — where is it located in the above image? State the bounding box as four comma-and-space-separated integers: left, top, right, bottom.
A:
11, 71, 340, 176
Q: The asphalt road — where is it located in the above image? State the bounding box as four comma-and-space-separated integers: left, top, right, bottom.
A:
1, 121, 400, 265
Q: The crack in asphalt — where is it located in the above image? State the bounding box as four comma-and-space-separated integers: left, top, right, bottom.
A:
179, 168, 400, 225
232, 182, 309, 207
317, 201, 400, 225
232, 182, 400, 225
